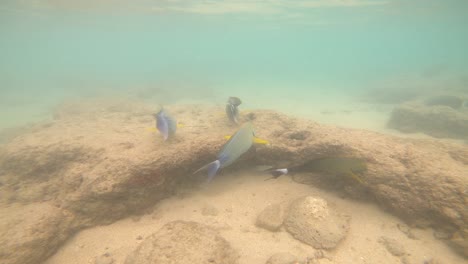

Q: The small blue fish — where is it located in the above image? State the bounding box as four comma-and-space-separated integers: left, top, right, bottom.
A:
194, 122, 255, 182
154, 108, 177, 141
225, 96, 242, 124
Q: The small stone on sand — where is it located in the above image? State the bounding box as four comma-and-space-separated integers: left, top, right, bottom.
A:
265, 252, 298, 264
95, 253, 114, 264
256, 203, 285, 232
378, 236, 406, 257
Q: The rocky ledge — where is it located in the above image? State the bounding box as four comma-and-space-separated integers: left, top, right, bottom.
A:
0, 99, 466, 264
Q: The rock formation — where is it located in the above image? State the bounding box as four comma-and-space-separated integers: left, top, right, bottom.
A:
0, 99, 466, 263
283, 196, 350, 249
388, 95, 468, 139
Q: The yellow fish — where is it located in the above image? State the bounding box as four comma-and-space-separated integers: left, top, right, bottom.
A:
224, 135, 269, 145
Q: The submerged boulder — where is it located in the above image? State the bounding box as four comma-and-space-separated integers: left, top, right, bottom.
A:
0, 203, 73, 264
388, 97, 468, 139
124, 221, 238, 264
424, 95, 465, 109
283, 196, 350, 249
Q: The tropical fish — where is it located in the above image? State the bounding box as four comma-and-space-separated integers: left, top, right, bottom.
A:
264, 168, 288, 180
147, 123, 184, 133
225, 96, 242, 124
194, 122, 256, 182
224, 135, 269, 145
154, 108, 177, 141
228, 96, 242, 106
265, 157, 367, 185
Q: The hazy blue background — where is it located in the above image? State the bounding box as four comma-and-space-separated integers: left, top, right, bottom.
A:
1, 0, 467, 129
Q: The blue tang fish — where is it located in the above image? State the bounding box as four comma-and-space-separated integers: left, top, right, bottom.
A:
194, 122, 255, 182
154, 107, 177, 141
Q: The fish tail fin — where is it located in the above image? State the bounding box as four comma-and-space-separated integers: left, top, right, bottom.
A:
193, 160, 221, 183
264, 168, 288, 179
206, 160, 221, 183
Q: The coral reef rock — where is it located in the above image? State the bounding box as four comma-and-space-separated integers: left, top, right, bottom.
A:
0, 99, 467, 262
284, 196, 350, 249
388, 99, 468, 139
0, 203, 73, 264
424, 95, 465, 110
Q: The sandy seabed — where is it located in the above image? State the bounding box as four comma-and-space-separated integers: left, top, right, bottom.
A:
45, 170, 463, 264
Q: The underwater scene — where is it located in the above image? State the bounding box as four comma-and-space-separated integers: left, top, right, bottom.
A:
0, 1, 467, 264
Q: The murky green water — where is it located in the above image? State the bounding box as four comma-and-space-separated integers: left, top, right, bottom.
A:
1, 0, 467, 130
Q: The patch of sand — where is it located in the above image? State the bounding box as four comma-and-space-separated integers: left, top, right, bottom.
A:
45, 170, 463, 264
